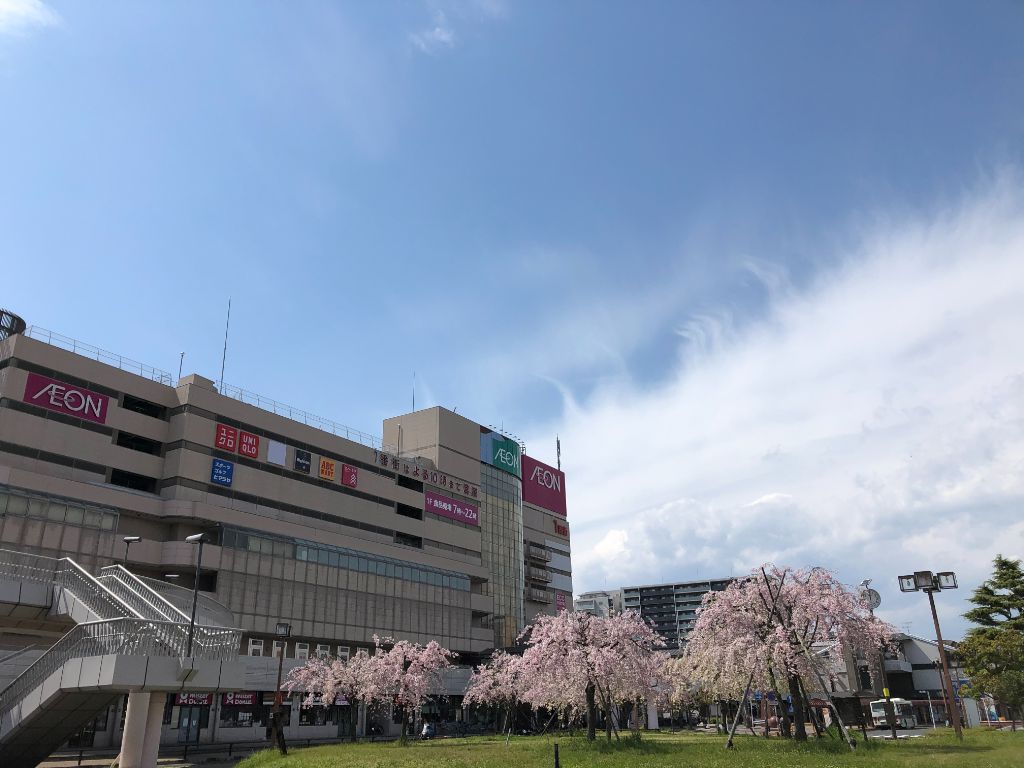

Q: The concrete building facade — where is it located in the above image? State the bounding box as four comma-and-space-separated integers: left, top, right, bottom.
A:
621, 578, 732, 650
0, 318, 572, 749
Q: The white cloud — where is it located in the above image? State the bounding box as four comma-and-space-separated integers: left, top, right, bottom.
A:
532, 174, 1024, 639
0, 0, 59, 36
409, 10, 456, 54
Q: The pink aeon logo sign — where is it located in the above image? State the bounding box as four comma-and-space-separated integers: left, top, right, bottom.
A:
522, 455, 567, 516
23, 372, 109, 424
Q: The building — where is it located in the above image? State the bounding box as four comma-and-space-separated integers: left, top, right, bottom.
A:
573, 590, 622, 618
0, 315, 571, 751
621, 578, 732, 650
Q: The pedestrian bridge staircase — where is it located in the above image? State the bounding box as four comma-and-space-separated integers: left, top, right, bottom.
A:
0, 550, 243, 768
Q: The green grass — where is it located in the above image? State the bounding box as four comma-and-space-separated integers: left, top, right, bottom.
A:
236, 728, 1024, 768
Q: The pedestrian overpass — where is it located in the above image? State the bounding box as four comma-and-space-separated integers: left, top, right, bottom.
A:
0, 550, 244, 768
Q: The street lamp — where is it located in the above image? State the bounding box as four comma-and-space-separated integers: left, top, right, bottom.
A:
897, 569, 963, 741
918, 690, 936, 729
185, 533, 206, 657
122, 535, 141, 566
270, 622, 290, 755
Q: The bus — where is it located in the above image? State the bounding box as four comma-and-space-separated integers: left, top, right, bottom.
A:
870, 698, 917, 729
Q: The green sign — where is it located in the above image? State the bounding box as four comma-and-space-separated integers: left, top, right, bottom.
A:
482, 434, 521, 477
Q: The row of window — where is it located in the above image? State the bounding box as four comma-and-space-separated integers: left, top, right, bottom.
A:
0, 487, 118, 530
222, 527, 472, 591
247, 638, 351, 660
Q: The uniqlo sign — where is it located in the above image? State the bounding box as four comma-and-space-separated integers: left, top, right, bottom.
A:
214, 424, 238, 451
238, 431, 260, 458
23, 372, 109, 424
341, 464, 358, 488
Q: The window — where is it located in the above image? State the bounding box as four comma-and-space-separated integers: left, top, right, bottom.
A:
295, 643, 309, 660
248, 639, 264, 657
396, 475, 423, 492
109, 468, 157, 493
115, 432, 162, 456
272, 640, 287, 659
396, 502, 422, 520
336, 646, 350, 660
394, 532, 422, 549
315, 644, 330, 659
121, 394, 167, 420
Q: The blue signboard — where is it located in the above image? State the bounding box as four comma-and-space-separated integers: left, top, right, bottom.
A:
211, 458, 234, 487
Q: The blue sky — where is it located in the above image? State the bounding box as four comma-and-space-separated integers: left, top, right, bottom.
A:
3, 1, 1024, 637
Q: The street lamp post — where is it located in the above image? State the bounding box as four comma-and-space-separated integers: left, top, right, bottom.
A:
185, 533, 206, 657
918, 690, 936, 729
898, 570, 963, 741
270, 622, 290, 755
122, 535, 141, 566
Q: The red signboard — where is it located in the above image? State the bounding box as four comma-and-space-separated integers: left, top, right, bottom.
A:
238, 431, 260, 458
175, 693, 213, 706
424, 490, 479, 526
215, 424, 238, 451
522, 455, 567, 516
341, 464, 358, 488
23, 372, 109, 424
553, 519, 569, 537
222, 692, 257, 706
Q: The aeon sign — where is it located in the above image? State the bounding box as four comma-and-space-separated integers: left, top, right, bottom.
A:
522, 455, 567, 516
23, 372, 109, 424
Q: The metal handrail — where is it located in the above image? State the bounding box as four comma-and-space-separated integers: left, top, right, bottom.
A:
138, 576, 236, 628
0, 619, 244, 717
22, 326, 173, 386
97, 566, 188, 622
216, 380, 393, 452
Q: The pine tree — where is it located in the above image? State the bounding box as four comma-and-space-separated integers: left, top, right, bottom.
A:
959, 555, 1024, 727
963, 555, 1024, 631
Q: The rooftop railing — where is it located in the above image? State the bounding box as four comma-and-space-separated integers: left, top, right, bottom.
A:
23, 326, 174, 386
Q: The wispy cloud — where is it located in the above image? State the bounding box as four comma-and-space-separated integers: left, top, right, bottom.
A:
0, 0, 59, 36
526, 173, 1024, 638
409, 10, 456, 54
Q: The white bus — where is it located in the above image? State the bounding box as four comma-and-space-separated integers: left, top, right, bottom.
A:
870, 698, 917, 729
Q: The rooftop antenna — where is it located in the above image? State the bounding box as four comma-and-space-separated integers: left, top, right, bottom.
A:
218, 298, 231, 391
556, 435, 561, 471
177, 352, 185, 382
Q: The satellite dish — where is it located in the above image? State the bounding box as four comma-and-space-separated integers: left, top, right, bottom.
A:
865, 588, 882, 610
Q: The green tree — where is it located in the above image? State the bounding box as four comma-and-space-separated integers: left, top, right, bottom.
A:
959, 555, 1024, 727
963, 555, 1024, 630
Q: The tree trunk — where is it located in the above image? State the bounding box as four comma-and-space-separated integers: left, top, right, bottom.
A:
349, 698, 358, 742
788, 675, 807, 741
586, 683, 597, 741
605, 693, 613, 742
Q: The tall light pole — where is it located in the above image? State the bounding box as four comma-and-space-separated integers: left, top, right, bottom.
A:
897, 570, 963, 741
122, 535, 141, 566
185, 533, 206, 657
270, 622, 290, 754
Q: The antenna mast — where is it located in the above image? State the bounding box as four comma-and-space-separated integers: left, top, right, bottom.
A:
219, 298, 231, 391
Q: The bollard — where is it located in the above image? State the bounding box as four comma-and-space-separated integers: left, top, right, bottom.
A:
553, 742, 560, 768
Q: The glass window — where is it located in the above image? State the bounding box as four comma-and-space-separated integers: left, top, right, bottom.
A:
272, 640, 287, 659
296, 546, 308, 561
295, 643, 309, 660
336, 646, 350, 660
315, 644, 330, 659
248, 639, 264, 657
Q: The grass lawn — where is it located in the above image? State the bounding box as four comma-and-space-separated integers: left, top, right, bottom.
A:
237, 728, 1024, 768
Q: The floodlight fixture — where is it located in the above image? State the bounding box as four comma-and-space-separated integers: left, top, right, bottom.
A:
898, 575, 918, 593
936, 572, 958, 590
913, 571, 935, 591
275, 622, 291, 638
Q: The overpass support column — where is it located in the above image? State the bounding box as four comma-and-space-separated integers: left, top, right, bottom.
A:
139, 692, 166, 768
119, 692, 151, 768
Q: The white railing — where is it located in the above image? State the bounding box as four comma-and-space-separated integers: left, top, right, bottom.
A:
23, 326, 173, 386
0, 618, 242, 717
215, 380, 392, 451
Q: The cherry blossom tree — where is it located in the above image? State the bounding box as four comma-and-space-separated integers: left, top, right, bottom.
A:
463, 650, 525, 734
516, 610, 667, 741
284, 649, 375, 742
685, 564, 895, 742
284, 636, 456, 743
369, 635, 457, 742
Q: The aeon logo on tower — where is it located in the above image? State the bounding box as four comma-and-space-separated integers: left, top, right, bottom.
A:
23, 372, 109, 424
522, 455, 567, 517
